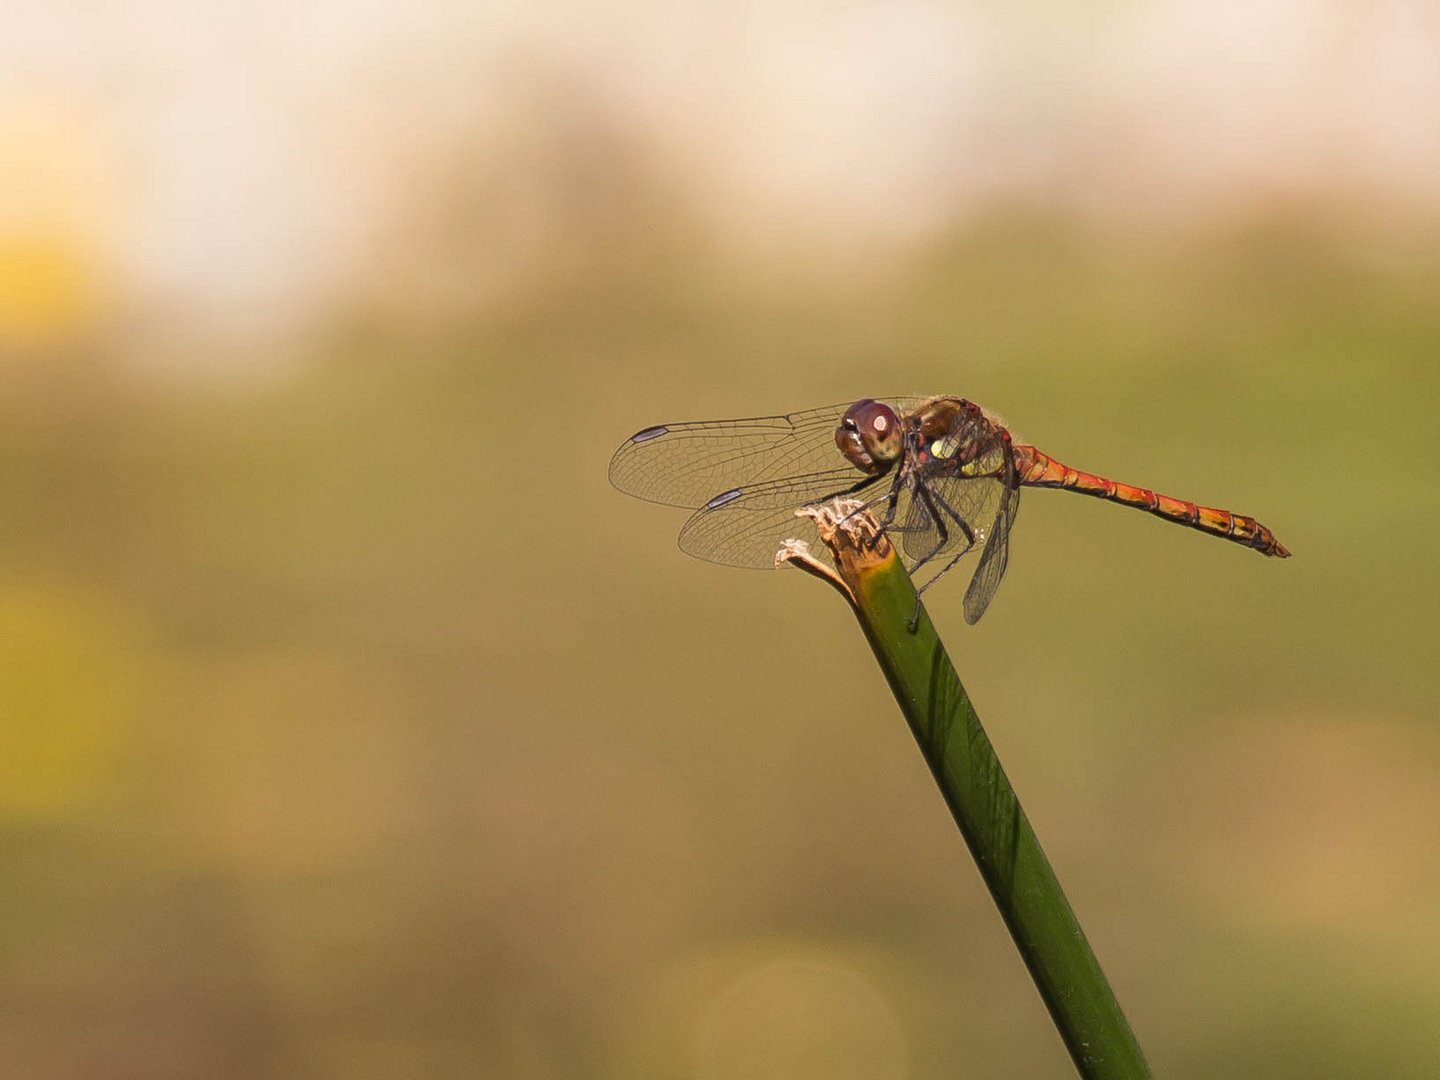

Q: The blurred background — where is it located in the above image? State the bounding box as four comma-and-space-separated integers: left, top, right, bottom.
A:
2, 2, 1438, 1077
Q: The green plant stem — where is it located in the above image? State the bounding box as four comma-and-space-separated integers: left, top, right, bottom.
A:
785, 515, 1151, 1079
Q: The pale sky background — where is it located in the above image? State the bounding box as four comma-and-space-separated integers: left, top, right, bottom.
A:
3, 0, 1438, 361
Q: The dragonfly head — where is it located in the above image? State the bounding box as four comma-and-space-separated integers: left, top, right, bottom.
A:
835, 399, 903, 475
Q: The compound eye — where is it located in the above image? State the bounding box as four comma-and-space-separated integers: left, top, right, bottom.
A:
838, 399, 901, 461
850, 400, 897, 439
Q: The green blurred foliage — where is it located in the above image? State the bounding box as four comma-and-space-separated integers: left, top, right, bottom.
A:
1, 207, 1438, 1080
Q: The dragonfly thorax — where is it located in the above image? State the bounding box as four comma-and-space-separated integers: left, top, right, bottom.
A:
834, 399, 903, 476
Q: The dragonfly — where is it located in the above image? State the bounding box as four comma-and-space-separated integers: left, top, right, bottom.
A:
609, 396, 1290, 624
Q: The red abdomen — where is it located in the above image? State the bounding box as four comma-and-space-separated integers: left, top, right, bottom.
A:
1010, 445, 1290, 557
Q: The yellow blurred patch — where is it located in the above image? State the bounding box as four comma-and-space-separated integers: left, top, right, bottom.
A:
0, 583, 140, 814
0, 239, 97, 347
0, 102, 116, 350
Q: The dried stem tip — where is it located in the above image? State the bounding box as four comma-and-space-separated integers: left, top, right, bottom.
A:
775, 498, 898, 602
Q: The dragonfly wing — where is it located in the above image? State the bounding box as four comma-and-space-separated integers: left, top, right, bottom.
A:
609, 397, 929, 509
962, 468, 1021, 625
609, 403, 854, 509
677, 469, 883, 568
896, 475, 963, 565
896, 464, 1000, 563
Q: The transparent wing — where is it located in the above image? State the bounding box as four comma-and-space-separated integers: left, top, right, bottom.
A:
961, 459, 1021, 625
896, 478, 972, 565
677, 469, 886, 568
609, 403, 853, 509
894, 430, 1019, 622
609, 397, 927, 509
897, 464, 1002, 563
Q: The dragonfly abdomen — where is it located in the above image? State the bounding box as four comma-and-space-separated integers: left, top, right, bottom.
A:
1013, 445, 1290, 557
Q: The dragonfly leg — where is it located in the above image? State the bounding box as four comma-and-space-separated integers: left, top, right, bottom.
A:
836, 466, 909, 556
909, 491, 979, 577
802, 474, 882, 509
867, 468, 943, 537
927, 486, 979, 546
902, 485, 961, 630
878, 466, 908, 527
905, 487, 983, 629
916, 544, 977, 598
904, 489, 949, 573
